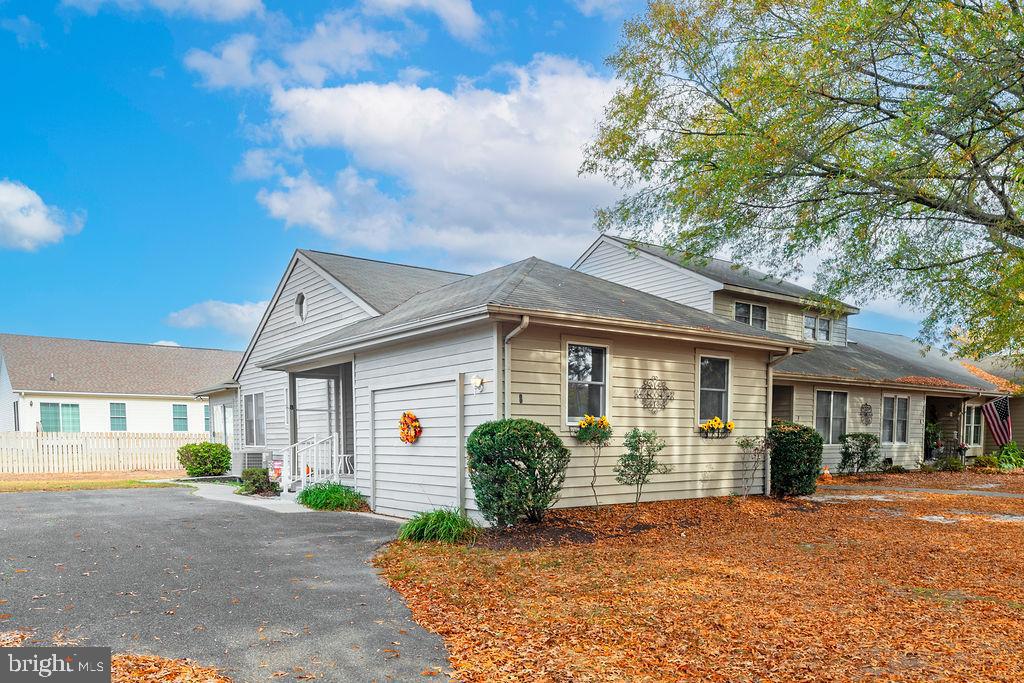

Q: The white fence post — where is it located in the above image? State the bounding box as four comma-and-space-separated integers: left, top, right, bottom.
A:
0, 432, 208, 474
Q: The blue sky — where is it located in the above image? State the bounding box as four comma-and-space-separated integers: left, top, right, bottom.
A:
0, 0, 920, 350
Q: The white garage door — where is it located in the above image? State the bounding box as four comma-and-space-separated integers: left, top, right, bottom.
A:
370, 378, 460, 518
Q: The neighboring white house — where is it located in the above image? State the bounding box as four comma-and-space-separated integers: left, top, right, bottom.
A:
572, 234, 1004, 467
0, 334, 241, 435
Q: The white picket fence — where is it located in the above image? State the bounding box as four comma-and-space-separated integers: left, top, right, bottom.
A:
0, 432, 209, 474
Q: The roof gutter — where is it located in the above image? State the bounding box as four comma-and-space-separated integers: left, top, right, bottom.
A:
503, 315, 530, 418
773, 371, 1003, 396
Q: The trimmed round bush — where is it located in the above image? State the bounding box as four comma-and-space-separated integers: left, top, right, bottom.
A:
398, 509, 479, 543
768, 421, 823, 497
177, 441, 232, 477
297, 482, 366, 511
466, 419, 571, 526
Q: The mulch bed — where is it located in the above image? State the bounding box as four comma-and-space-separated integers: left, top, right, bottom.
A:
376, 494, 1024, 682
835, 469, 1024, 493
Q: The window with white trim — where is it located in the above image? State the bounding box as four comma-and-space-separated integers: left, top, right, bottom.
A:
698, 356, 730, 421
40, 402, 80, 433
109, 402, 127, 432
804, 315, 832, 341
882, 396, 910, 444
244, 393, 266, 446
964, 405, 984, 446
734, 302, 767, 330
172, 404, 189, 432
294, 293, 307, 322
567, 344, 606, 423
814, 390, 848, 444
204, 405, 211, 433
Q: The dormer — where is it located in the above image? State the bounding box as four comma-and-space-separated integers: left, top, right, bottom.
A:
572, 235, 859, 345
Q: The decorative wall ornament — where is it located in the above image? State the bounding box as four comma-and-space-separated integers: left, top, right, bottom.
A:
398, 411, 422, 444
635, 376, 674, 414
859, 403, 873, 426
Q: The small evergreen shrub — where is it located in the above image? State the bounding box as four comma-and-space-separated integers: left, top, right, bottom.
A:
614, 428, 672, 505
239, 467, 281, 496
936, 455, 965, 472
398, 509, 479, 543
297, 482, 366, 511
919, 462, 937, 474
767, 421, 823, 497
177, 441, 232, 477
837, 433, 882, 474
466, 419, 571, 526
973, 453, 999, 469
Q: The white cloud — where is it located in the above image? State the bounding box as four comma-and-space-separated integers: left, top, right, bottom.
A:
62, 0, 262, 21
167, 299, 267, 337
1, 15, 46, 48
152, 340, 181, 346
264, 55, 619, 266
282, 11, 401, 87
360, 0, 483, 41
0, 179, 84, 251
571, 0, 623, 18
397, 66, 431, 84
184, 34, 268, 89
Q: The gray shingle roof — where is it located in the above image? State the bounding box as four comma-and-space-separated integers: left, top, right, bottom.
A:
610, 236, 856, 308
968, 356, 1023, 384
774, 328, 1002, 392
300, 249, 467, 313
0, 334, 242, 396
265, 257, 800, 367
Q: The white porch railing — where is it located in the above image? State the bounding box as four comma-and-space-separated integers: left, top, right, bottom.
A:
272, 434, 354, 492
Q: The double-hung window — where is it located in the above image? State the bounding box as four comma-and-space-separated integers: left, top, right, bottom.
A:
804, 315, 832, 342
734, 302, 768, 330
172, 404, 189, 432
204, 405, 211, 433
698, 356, 730, 422
109, 403, 127, 432
815, 390, 848, 444
882, 396, 910, 444
40, 402, 80, 433
244, 393, 266, 446
567, 344, 607, 423
964, 405, 984, 446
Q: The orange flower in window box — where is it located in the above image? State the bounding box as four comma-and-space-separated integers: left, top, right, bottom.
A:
398, 411, 422, 444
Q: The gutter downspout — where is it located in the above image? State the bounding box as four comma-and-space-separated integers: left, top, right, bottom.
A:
764, 347, 796, 496
503, 316, 530, 419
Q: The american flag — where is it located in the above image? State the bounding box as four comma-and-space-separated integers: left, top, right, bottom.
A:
982, 396, 1014, 446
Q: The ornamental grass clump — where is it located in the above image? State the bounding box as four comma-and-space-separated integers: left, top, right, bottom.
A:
297, 482, 366, 511
398, 509, 479, 543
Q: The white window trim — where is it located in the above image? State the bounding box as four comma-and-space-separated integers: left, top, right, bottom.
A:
109, 401, 127, 432
562, 336, 612, 428
812, 389, 849, 444
294, 292, 308, 323
40, 401, 80, 433
243, 392, 267, 447
695, 349, 733, 427
172, 403, 189, 432
733, 300, 769, 330
964, 404, 985, 447
803, 314, 834, 342
881, 394, 911, 445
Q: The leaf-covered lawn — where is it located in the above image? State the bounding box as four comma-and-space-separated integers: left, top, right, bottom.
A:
835, 470, 1024, 493
376, 493, 1024, 682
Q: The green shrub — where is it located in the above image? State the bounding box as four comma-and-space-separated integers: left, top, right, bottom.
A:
614, 428, 672, 505
767, 421, 823, 497
996, 441, 1024, 470
177, 441, 232, 477
936, 456, 966, 472
837, 433, 882, 474
466, 419, 571, 527
398, 509, 479, 543
919, 462, 937, 474
973, 453, 999, 469
239, 467, 281, 496
297, 482, 365, 511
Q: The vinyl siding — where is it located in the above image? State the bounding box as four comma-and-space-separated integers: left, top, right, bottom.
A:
234, 257, 374, 473
983, 396, 1024, 454
574, 239, 718, 311
787, 381, 927, 469
508, 324, 770, 505
353, 323, 498, 518
0, 353, 15, 431
13, 393, 209, 433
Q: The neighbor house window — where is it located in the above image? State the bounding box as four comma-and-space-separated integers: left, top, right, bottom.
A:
815, 391, 848, 444
172, 404, 189, 432
204, 405, 211, 433
804, 315, 833, 341
109, 403, 127, 432
567, 344, 607, 422
244, 393, 266, 446
40, 402, 80, 433
734, 302, 767, 330
965, 405, 984, 446
13, 401, 19, 431
698, 356, 730, 421
882, 396, 910, 444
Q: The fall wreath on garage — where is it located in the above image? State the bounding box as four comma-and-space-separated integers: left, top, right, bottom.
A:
399, 410, 423, 444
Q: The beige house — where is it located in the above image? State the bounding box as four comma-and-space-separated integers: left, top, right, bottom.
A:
573, 235, 1004, 469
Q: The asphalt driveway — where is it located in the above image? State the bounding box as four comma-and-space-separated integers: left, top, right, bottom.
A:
0, 487, 449, 682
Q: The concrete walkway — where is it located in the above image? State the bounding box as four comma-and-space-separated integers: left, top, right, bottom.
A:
820, 484, 1024, 500
185, 481, 310, 513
